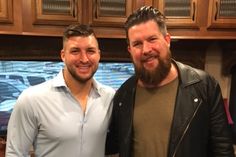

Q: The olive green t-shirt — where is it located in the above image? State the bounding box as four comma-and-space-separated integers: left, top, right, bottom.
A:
132, 78, 178, 157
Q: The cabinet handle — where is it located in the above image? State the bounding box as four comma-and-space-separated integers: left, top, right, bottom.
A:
215, 1, 218, 20
192, 1, 196, 21
95, 0, 98, 18
72, 0, 77, 18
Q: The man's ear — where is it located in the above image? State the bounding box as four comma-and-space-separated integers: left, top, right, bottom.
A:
60, 50, 65, 62
164, 33, 171, 47
127, 45, 131, 54
98, 49, 101, 60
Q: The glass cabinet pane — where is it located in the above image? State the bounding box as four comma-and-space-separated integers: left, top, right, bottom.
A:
98, 0, 126, 17
219, 0, 236, 17
42, 0, 71, 14
90, 0, 132, 27
164, 0, 191, 17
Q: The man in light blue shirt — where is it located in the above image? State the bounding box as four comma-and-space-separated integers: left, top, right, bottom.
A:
6, 24, 115, 157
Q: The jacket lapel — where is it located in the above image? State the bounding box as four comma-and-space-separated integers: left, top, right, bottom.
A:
168, 61, 203, 157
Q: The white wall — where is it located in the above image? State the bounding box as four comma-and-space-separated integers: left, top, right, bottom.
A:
204, 42, 231, 99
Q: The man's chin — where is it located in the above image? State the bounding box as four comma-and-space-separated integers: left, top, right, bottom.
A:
74, 74, 93, 83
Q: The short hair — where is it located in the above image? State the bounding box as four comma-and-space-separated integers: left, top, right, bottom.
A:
63, 24, 96, 45
124, 6, 167, 43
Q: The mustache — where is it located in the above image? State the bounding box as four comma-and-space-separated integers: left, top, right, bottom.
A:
76, 60, 91, 66
141, 53, 159, 62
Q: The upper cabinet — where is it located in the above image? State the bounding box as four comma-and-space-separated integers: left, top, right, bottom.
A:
155, 0, 200, 28
0, 0, 236, 39
88, 0, 133, 27
22, 0, 83, 36
208, 0, 236, 28
0, 0, 13, 24
22, 0, 141, 37
0, 0, 22, 34
151, 0, 236, 39
32, 0, 81, 25
87, 0, 142, 38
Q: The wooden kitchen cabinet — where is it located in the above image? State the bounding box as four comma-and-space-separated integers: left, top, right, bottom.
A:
154, 0, 200, 29
88, 0, 133, 27
21, 0, 144, 37
0, 0, 13, 24
208, 0, 236, 28
7, 0, 137, 37
22, 0, 83, 36
0, 0, 235, 38
0, 0, 22, 34
86, 0, 144, 38
31, 0, 82, 26
151, 0, 236, 39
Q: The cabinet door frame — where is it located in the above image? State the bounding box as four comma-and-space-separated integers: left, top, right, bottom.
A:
0, 0, 22, 34
0, 0, 13, 24
207, 0, 236, 28
22, 0, 83, 36
88, 0, 134, 27
155, 0, 200, 28
32, 0, 82, 26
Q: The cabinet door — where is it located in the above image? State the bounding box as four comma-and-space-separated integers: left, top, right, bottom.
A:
88, 0, 133, 27
32, 0, 82, 25
23, 0, 82, 36
0, 0, 22, 34
0, 0, 13, 24
154, 0, 200, 28
208, 0, 236, 28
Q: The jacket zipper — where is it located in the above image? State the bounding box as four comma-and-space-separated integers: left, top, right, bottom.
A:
172, 100, 202, 157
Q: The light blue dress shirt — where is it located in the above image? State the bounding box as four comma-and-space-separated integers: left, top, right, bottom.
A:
6, 70, 115, 157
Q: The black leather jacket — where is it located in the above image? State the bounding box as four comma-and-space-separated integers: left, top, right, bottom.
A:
106, 61, 235, 157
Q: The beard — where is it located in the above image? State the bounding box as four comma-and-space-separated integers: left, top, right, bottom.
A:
67, 64, 98, 83
134, 50, 172, 88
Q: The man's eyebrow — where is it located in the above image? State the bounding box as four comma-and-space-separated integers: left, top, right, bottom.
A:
131, 40, 141, 45
70, 47, 80, 51
86, 46, 98, 50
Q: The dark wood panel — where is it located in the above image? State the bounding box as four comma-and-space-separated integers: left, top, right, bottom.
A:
0, 35, 211, 69
0, 35, 62, 60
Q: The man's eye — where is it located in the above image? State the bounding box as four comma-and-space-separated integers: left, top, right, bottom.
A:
149, 38, 157, 42
87, 50, 96, 55
69, 49, 80, 55
71, 50, 78, 54
132, 42, 142, 47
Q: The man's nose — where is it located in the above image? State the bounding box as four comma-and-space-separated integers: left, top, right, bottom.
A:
79, 51, 89, 62
142, 42, 152, 54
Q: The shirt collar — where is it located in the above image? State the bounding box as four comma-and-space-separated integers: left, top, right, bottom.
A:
52, 70, 103, 97
52, 70, 67, 88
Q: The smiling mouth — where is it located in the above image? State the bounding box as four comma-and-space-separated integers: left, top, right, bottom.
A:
142, 55, 157, 63
77, 64, 91, 71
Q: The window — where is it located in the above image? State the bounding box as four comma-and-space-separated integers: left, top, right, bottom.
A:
0, 60, 134, 135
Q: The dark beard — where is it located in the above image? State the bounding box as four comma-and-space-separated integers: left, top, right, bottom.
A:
134, 52, 172, 88
67, 65, 97, 83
